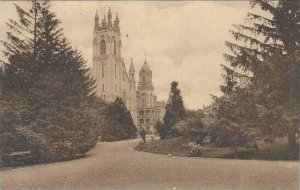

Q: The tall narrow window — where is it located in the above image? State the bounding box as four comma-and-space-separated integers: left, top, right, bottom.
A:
115, 63, 117, 78
102, 84, 105, 91
102, 63, 104, 77
114, 40, 117, 55
100, 39, 106, 54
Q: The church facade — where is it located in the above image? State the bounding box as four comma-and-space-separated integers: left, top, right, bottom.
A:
92, 8, 166, 134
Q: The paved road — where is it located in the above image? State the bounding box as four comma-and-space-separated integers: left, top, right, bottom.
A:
1, 139, 299, 190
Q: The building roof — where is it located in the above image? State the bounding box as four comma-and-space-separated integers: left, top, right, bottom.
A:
140, 61, 151, 73
129, 58, 135, 72
140, 54, 151, 73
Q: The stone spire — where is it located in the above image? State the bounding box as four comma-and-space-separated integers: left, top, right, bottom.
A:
102, 15, 107, 28
129, 58, 135, 81
114, 13, 120, 33
129, 58, 135, 73
94, 10, 99, 31
115, 12, 119, 22
107, 7, 112, 27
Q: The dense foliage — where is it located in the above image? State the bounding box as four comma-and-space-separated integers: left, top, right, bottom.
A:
99, 98, 137, 142
157, 81, 186, 139
0, 1, 137, 166
0, 1, 98, 165
211, 0, 299, 149
155, 121, 167, 139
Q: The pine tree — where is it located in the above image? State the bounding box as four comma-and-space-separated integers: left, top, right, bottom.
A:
2, 1, 96, 107
103, 98, 137, 141
219, 0, 299, 149
163, 81, 186, 137
0, 1, 97, 164
155, 121, 167, 139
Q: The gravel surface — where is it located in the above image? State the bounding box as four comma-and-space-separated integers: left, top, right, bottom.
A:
1, 139, 299, 190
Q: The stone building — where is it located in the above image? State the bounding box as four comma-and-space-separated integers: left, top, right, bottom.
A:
137, 59, 167, 133
92, 8, 165, 134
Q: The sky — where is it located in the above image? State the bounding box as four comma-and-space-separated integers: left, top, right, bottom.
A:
0, 1, 254, 109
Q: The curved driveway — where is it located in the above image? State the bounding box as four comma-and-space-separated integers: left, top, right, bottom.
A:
1, 139, 299, 190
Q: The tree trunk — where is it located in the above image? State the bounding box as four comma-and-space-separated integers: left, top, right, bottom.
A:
33, 1, 37, 60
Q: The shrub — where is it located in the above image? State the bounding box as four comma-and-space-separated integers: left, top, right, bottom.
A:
155, 121, 168, 139
1, 151, 37, 167
208, 118, 250, 147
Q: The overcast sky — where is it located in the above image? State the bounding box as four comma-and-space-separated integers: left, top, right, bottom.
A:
0, 1, 254, 109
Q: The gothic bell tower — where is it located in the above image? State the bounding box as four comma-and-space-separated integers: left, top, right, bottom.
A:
92, 7, 138, 127
92, 8, 123, 102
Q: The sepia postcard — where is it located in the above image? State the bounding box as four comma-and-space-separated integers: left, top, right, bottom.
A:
0, 0, 299, 189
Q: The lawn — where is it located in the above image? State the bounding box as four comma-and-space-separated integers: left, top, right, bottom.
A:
135, 136, 299, 160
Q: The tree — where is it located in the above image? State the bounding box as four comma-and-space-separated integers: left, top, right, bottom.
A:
0, 1, 97, 165
218, 0, 299, 149
2, 1, 96, 106
103, 98, 137, 141
163, 81, 186, 137
155, 121, 167, 139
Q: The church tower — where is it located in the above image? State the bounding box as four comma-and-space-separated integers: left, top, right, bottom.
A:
92, 8, 123, 102
92, 8, 137, 126
92, 8, 165, 131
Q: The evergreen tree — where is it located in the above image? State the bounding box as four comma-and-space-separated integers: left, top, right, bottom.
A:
0, 1, 97, 164
155, 121, 167, 139
2, 1, 95, 106
163, 81, 186, 137
102, 98, 137, 141
219, 0, 299, 149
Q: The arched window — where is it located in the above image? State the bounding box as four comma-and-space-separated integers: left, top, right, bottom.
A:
100, 39, 106, 54
146, 110, 150, 116
114, 40, 117, 55
139, 110, 144, 116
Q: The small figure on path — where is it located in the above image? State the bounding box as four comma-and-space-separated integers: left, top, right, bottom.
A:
139, 128, 146, 143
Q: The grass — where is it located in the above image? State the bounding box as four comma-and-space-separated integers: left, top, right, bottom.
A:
135, 137, 192, 156
135, 136, 299, 160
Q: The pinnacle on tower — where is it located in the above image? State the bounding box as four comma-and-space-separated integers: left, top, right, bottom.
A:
102, 15, 107, 28
108, 7, 112, 18
108, 7, 112, 27
95, 10, 99, 20
129, 58, 135, 73
94, 10, 99, 30
114, 12, 120, 33
115, 12, 119, 22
